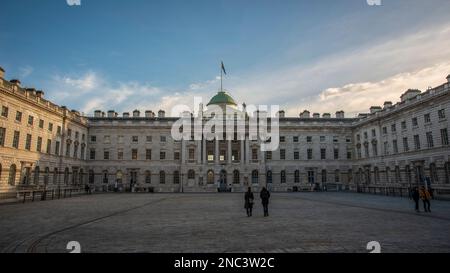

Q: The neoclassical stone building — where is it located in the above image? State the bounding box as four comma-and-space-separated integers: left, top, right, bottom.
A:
1, 66, 450, 196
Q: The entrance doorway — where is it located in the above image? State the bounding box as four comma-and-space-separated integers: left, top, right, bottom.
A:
218, 170, 229, 192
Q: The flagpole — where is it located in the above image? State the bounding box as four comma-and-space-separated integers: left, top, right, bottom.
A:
220, 62, 223, 92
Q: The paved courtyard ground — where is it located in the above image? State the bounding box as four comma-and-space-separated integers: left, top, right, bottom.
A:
0, 192, 449, 253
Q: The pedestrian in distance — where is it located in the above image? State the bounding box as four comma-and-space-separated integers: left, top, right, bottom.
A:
244, 187, 254, 217
419, 186, 431, 212
260, 187, 271, 217
411, 187, 420, 212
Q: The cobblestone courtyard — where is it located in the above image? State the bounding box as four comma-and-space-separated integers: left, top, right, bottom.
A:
1, 192, 450, 253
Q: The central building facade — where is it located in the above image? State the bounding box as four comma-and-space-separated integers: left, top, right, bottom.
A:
1, 66, 450, 196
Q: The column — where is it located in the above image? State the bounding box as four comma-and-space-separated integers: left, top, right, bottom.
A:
215, 139, 219, 164
181, 139, 186, 164
202, 137, 206, 164
227, 140, 232, 164
197, 140, 202, 164
245, 137, 250, 164
240, 139, 245, 165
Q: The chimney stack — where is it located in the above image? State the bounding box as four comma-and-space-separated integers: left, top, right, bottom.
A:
0, 67, 4, 79
123, 112, 130, 118
322, 113, 331, 118
36, 90, 45, 98
277, 110, 285, 118
383, 101, 393, 109
300, 110, 310, 118
94, 110, 102, 118
335, 111, 345, 119
313, 113, 320, 118
446, 74, 450, 83
10, 79, 21, 86
133, 109, 140, 117
370, 106, 382, 114
145, 110, 155, 118
158, 110, 165, 118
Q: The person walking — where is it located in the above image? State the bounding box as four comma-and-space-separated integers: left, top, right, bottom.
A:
419, 186, 431, 212
411, 187, 420, 212
244, 187, 254, 217
260, 187, 271, 217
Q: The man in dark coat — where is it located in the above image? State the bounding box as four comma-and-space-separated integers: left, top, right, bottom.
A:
411, 187, 420, 212
244, 187, 254, 217
260, 187, 271, 217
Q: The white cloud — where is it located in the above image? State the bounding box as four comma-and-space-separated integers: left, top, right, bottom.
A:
19, 65, 34, 78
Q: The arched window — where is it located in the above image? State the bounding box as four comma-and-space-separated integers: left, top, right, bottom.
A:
8, 164, 16, 186
64, 167, 69, 185
188, 170, 195, 180
374, 167, 380, 184
53, 168, 58, 184
102, 170, 109, 184
79, 169, 84, 185
385, 167, 391, 184
44, 167, 50, 185
160, 171, 166, 184
294, 170, 300, 183
173, 171, 180, 184
252, 170, 258, 184
207, 170, 214, 184
89, 170, 95, 184
395, 166, 401, 183
266, 171, 273, 184
405, 165, 412, 184
280, 170, 286, 183
33, 166, 40, 185
430, 163, 438, 183
145, 171, 151, 184
335, 170, 340, 183
233, 170, 240, 184
322, 169, 327, 184
116, 171, 123, 183
445, 162, 450, 184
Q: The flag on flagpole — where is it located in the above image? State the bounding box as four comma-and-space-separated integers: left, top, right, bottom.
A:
221, 61, 227, 75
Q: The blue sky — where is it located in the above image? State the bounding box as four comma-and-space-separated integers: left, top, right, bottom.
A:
1, 0, 450, 116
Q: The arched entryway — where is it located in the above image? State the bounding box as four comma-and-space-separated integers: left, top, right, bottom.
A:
218, 170, 228, 192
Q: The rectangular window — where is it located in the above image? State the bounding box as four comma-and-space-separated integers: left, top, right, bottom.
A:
48, 122, 53, 131
412, 117, 418, 127
279, 136, 285, 143
12, 131, 20, 148
25, 134, 32, 150
307, 148, 313, 160
307, 136, 312, 143
333, 136, 339, 143
132, 149, 138, 160
391, 124, 396, 133
189, 149, 195, 160
424, 113, 431, 123
1, 106, 8, 118
371, 129, 376, 137
57, 126, 61, 135
46, 139, 51, 154
232, 150, 238, 161
441, 128, 449, 146
75, 131, 79, 139
364, 132, 368, 139
146, 135, 152, 142
383, 141, 389, 155
28, 115, 34, 126
382, 127, 387, 135
372, 143, 378, 156
16, 111, 22, 122
438, 109, 446, 120
160, 135, 166, 142
160, 151, 166, 160
90, 149, 96, 160
146, 149, 152, 160
55, 141, 60, 155
117, 149, 123, 160
104, 150, 110, 160
333, 148, 339, 159
393, 140, 398, 154
347, 151, 352, 159
320, 148, 326, 160
90, 135, 97, 142
132, 136, 139, 143
0, 127, 5, 146
265, 151, 272, 160
401, 121, 407, 130
252, 149, 258, 160
39, 119, 44, 129
67, 129, 72, 137
293, 136, 299, 143
414, 135, 421, 150
280, 149, 286, 160
403, 137, 409, 152
294, 151, 299, 160
174, 151, 180, 160
426, 132, 434, 148
320, 136, 326, 142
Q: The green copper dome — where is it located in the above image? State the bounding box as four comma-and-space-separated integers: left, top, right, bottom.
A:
207, 91, 237, 106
